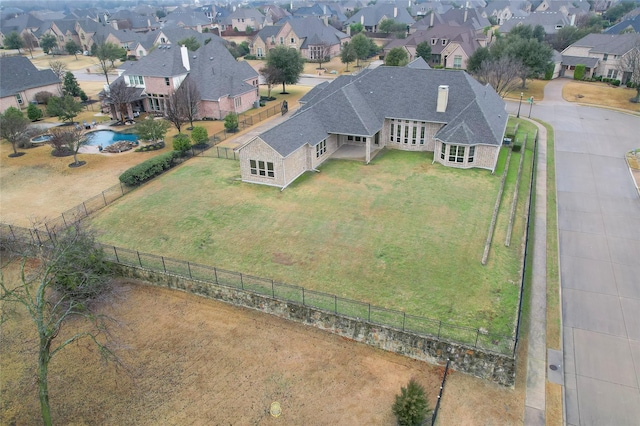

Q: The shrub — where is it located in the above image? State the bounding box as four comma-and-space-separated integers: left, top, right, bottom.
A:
173, 133, 191, 155
573, 64, 585, 81
35, 91, 54, 104
512, 143, 522, 152
27, 103, 43, 121
594, 75, 602, 81
224, 112, 239, 132
191, 126, 208, 146
612, 79, 621, 86
244, 54, 258, 60
392, 379, 430, 426
119, 151, 178, 186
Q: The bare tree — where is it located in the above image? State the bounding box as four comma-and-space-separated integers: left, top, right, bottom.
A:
164, 90, 187, 133
48, 60, 68, 81
22, 32, 38, 58
259, 64, 283, 99
102, 79, 138, 121
176, 78, 201, 129
313, 42, 332, 70
50, 126, 90, 167
474, 56, 526, 98
0, 225, 118, 426
618, 38, 640, 103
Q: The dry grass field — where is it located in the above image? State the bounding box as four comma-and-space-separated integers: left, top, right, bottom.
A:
0, 261, 525, 425
505, 79, 548, 102
563, 81, 640, 112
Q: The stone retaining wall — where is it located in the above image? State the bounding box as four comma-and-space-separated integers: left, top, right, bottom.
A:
113, 264, 517, 387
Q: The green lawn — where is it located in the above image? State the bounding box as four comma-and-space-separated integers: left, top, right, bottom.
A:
89, 139, 534, 336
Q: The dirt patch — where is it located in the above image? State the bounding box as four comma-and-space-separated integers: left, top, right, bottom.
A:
0, 277, 524, 425
273, 251, 295, 265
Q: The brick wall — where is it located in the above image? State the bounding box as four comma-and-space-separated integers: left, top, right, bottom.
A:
238, 137, 286, 187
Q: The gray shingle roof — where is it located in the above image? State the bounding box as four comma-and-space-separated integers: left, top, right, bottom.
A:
499, 11, 569, 34
407, 57, 430, 69
0, 56, 60, 98
258, 66, 507, 157
605, 13, 640, 34
344, 3, 414, 27
568, 33, 640, 56
561, 55, 598, 68
122, 44, 188, 77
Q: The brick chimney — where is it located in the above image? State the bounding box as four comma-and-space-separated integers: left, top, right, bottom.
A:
181, 45, 190, 71
394, 7, 398, 17
437, 85, 449, 113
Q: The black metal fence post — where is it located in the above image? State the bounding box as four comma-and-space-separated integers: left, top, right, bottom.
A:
302, 287, 305, 305
161, 256, 166, 273
82, 202, 88, 216
137, 251, 142, 267
240, 273, 243, 289
113, 246, 119, 263
61, 212, 68, 227
271, 279, 274, 297
187, 262, 192, 279
403, 312, 406, 331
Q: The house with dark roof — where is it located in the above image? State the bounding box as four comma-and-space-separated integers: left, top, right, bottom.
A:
236, 65, 507, 189
605, 8, 640, 34
385, 22, 487, 69
343, 3, 414, 33
0, 56, 60, 113
561, 33, 640, 82
223, 8, 267, 32
102, 41, 259, 120
164, 11, 215, 32
499, 11, 572, 35
251, 16, 349, 59
0, 13, 44, 48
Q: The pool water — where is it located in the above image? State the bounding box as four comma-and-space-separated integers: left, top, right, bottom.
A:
31, 134, 53, 143
86, 130, 138, 147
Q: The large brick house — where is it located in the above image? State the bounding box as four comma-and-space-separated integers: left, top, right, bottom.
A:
251, 16, 349, 60
236, 63, 508, 189
103, 41, 259, 120
0, 56, 60, 113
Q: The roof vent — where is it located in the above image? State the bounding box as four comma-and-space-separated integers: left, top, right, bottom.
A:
210, 57, 213, 60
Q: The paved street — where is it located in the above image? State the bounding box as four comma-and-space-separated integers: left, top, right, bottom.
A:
510, 80, 640, 425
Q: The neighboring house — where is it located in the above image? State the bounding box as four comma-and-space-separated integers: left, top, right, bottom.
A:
224, 8, 267, 32
251, 16, 349, 59
0, 56, 60, 113
164, 11, 215, 32
293, 3, 347, 25
0, 13, 44, 47
561, 33, 640, 82
103, 41, 259, 120
343, 4, 414, 33
412, 6, 491, 35
605, 9, 640, 34
499, 11, 573, 35
260, 4, 292, 24
479, 0, 530, 25
129, 27, 225, 59
236, 65, 507, 189
385, 22, 486, 69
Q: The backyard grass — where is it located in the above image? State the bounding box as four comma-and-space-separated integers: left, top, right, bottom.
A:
89, 128, 535, 336
563, 80, 640, 113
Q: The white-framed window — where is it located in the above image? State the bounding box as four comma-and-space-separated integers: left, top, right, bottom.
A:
396, 123, 401, 140
404, 125, 409, 144
257, 47, 263, 57
290, 37, 295, 43
347, 135, 353, 141
453, 55, 462, 69
440, 143, 446, 160
390, 122, 394, 141
128, 75, 144, 85
250, 160, 275, 177
607, 69, 618, 79
448, 145, 465, 163
411, 124, 417, 144
234, 97, 242, 108
431, 38, 437, 45
161, 37, 166, 43
441, 39, 447, 45
355, 136, 362, 142
603, 53, 608, 61
164, 77, 170, 86
468, 146, 475, 163
420, 126, 425, 144
280, 37, 284, 44
15, 93, 23, 104
148, 93, 165, 111
316, 139, 326, 157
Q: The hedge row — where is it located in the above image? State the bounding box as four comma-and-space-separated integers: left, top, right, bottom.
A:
119, 151, 179, 186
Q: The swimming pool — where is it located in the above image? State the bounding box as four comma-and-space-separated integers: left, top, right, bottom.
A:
86, 130, 138, 147
31, 134, 53, 144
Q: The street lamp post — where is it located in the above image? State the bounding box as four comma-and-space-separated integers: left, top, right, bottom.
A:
517, 92, 523, 118
528, 96, 534, 118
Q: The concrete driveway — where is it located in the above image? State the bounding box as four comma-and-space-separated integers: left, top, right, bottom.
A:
513, 79, 640, 425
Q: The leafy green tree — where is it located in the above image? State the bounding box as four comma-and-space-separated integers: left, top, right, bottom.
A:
574, 64, 586, 80
603, 2, 636, 23
349, 22, 364, 34
40, 34, 57, 55
191, 126, 209, 146
0, 106, 31, 157
134, 117, 171, 142
466, 46, 491, 73
46, 95, 82, 123
172, 133, 191, 155
27, 103, 43, 121
550, 26, 591, 51
156, 9, 166, 19
341, 41, 357, 71
265, 46, 305, 93
177, 36, 201, 52
62, 71, 82, 97
416, 41, 431, 63
4, 31, 24, 52
505, 36, 553, 87
224, 112, 239, 132
378, 19, 407, 37
0, 225, 117, 426
385, 47, 409, 66
65, 40, 80, 59
532, 25, 545, 43
95, 41, 125, 84
392, 379, 430, 426
350, 33, 371, 67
